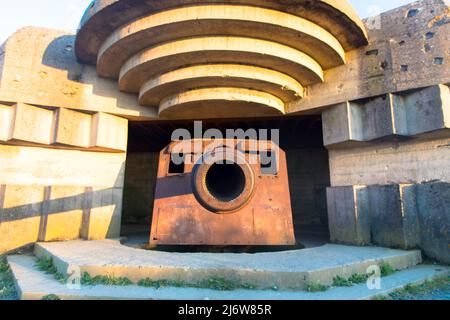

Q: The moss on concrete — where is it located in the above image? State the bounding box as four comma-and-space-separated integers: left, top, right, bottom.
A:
81, 272, 133, 286
380, 262, 398, 277
332, 275, 353, 287
35, 257, 66, 284
138, 277, 257, 291
348, 273, 369, 284
306, 282, 329, 292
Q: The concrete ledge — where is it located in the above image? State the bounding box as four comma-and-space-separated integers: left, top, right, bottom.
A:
393, 84, 450, 136
10, 255, 448, 300
158, 87, 286, 120
54, 108, 91, 148
139, 64, 304, 106
33, 240, 422, 291
119, 37, 324, 93
0, 103, 128, 152
9, 102, 55, 145
322, 85, 450, 148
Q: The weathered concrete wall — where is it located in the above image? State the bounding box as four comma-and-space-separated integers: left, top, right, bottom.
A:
289, 0, 450, 114
323, 84, 450, 187
326, 186, 370, 245
0, 1, 447, 119
323, 82, 450, 263
0, 101, 128, 253
0, 144, 126, 253
122, 152, 159, 225
326, 183, 449, 264
328, 137, 450, 187
0, 27, 157, 120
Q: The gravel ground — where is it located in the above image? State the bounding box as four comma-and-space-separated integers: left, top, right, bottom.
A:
390, 287, 450, 300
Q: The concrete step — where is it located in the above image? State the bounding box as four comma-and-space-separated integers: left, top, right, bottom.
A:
34, 239, 423, 290
8, 255, 449, 300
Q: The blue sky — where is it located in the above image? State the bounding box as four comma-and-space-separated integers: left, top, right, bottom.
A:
0, 0, 413, 44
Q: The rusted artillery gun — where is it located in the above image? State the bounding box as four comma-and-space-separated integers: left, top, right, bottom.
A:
150, 139, 296, 246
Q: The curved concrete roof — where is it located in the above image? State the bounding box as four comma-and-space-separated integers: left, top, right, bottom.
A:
76, 0, 367, 64
97, 5, 346, 78
75, 0, 368, 119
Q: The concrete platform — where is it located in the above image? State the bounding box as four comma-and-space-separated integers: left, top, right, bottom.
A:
34, 239, 423, 290
8, 255, 449, 300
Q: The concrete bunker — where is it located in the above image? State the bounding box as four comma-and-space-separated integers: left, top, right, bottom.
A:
0, 0, 448, 265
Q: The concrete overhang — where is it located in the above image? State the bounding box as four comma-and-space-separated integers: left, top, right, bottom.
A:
75, 0, 368, 120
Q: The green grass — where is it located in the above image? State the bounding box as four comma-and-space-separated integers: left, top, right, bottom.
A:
330, 264, 395, 289
0, 255, 17, 300
306, 282, 329, 292
379, 262, 397, 277
138, 278, 188, 289
138, 277, 257, 291
35, 257, 66, 284
42, 294, 61, 300
81, 272, 133, 286
332, 275, 353, 287
197, 278, 256, 291
34, 257, 258, 291
387, 276, 450, 300
348, 273, 369, 284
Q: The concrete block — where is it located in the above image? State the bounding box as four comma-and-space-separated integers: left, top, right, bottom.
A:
323, 95, 397, 147
54, 108, 92, 148
401, 184, 422, 249
90, 112, 128, 152
393, 85, 450, 136
322, 102, 352, 146
350, 95, 395, 141
367, 184, 420, 249
0, 104, 12, 141
415, 182, 450, 264
9, 103, 55, 145
41, 186, 85, 242
326, 186, 370, 245
0, 185, 45, 252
